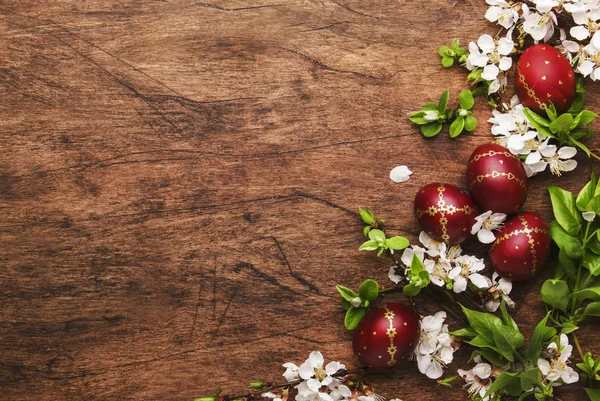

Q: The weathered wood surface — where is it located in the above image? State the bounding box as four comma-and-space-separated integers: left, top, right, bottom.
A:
1, 1, 599, 400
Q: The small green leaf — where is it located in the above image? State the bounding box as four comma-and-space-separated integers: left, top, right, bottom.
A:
585, 388, 600, 401
449, 116, 465, 138
437, 376, 457, 387
549, 220, 583, 260
577, 172, 598, 212
571, 287, 600, 302
402, 282, 421, 296
520, 369, 540, 392
460, 305, 503, 344
525, 312, 551, 362
386, 236, 409, 250
358, 207, 376, 225
421, 121, 443, 137
423, 102, 439, 111
484, 372, 521, 398
464, 114, 477, 131
473, 349, 509, 367
336, 285, 358, 302
344, 307, 367, 330
561, 322, 579, 334
492, 325, 524, 362
359, 240, 379, 251
568, 92, 585, 114
583, 250, 600, 275
438, 90, 449, 112
341, 297, 351, 311
449, 326, 478, 337
548, 186, 581, 236
500, 299, 518, 331
459, 89, 475, 110
442, 56, 454, 68
451, 38, 460, 50
358, 279, 379, 301
363, 226, 371, 237
438, 46, 452, 57
577, 110, 598, 126
549, 113, 574, 134
584, 302, 600, 317
249, 381, 264, 389
368, 229, 385, 243
541, 279, 570, 310
523, 107, 553, 137
409, 111, 429, 125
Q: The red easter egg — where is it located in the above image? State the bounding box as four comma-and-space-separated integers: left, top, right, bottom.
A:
515, 44, 576, 115
352, 303, 420, 368
467, 143, 528, 215
414, 183, 477, 244
489, 212, 551, 281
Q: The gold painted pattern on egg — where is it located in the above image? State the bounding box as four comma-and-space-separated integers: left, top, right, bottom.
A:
383, 305, 397, 366
519, 216, 539, 273
490, 226, 549, 252
517, 65, 548, 111
415, 185, 476, 243
468, 150, 514, 165
470, 171, 526, 189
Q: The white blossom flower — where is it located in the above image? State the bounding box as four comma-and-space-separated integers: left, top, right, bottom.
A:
298, 352, 345, 391
283, 362, 300, 381
532, 0, 559, 13
466, 34, 514, 94
415, 311, 457, 379
525, 140, 577, 177
485, 272, 515, 312
583, 211, 596, 222
389, 165, 413, 183
471, 211, 507, 244
485, 0, 520, 30
295, 381, 334, 401
557, 29, 581, 61
488, 102, 541, 155
523, 7, 557, 42
448, 255, 491, 293
263, 392, 284, 401
577, 32, 600, 80
538, 334, 579, 385
457, 361, 494, 401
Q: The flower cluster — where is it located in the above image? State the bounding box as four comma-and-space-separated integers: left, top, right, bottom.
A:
414, 311, 458, 379
537, 334, 579, 385
389, 232, 490, 294
466, 33, 515, 94
488, 96, 578, 177
457, 356, 497, 401
279, 352, 402, 401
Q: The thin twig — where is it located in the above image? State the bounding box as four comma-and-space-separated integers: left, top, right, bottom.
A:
572, 331, 585, 362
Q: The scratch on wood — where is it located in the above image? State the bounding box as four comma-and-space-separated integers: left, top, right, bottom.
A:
281, 48, 380, 80
195, 3, 282, 11
271, 237, 325, 296
213, 258, 217, 318
210, 288, 237, 343
189, 266, 204, 339
327, 0, 380, 19
299, 21, 348, 33
233, 262, 304, 297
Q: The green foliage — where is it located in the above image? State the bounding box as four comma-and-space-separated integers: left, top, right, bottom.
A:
577, 352, 600, 381
438, 38, 468, 68
358, 207, 385, 237
523, 105, 597, 156
409, 89, 477, 138
336, 279, 380, 330
403, 254, 430, 296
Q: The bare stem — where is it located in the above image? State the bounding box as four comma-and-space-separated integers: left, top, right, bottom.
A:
590, 151, 600, 163
572, 331, 585, 362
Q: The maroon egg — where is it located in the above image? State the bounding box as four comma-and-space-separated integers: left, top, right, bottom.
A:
414, 183, 477, 244
515, 44, 577, 115
489, 212, 551, 281
352, 303, 420, 368
467, 143, 528, 215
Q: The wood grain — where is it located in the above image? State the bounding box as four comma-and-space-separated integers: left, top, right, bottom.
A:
1, 1, 599, 400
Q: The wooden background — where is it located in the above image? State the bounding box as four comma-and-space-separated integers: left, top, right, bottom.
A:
1, 1, 599, 400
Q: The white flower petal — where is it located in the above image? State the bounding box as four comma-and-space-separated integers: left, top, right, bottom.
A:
570, 25, 589, 41
498, 37, 514, 55
470, 273, 492, 289
477, 229, 496, 244
298, 362, 315, 380
557, 146, 576, 159
538, 358, 551, 376
583, 211, 596, 222
453, 276, 468, 293
563, 159, 577, 172
481, 64, 500, 81
388, 265, 404, 284
308, 351, 324, 367
498, 56, 513, 71
307, 378, 322, 392
325, 361, 344, 375
473, 363, 492, 379
478, 34, 496, 54
390, 165, 413, 183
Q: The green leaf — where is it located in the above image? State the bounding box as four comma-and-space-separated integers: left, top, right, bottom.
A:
449, 116, 465, 138
438, 46, 452, 57
460, 305, 503, 343
358, 279, 379, 301
492, 325, 524, 362
451, 38, 460, 50
363, 226, 371, 237
359, 240, 379, 251
568, 91, 585, 114
569, 135, 591, 156
423, 102, 439, 111
523, 107, 553, 137
583, 250, 600, 275
464, 114, 477, 131
548, 186, 581, 236
549, 220, 583, 260
459, 90, 475, 110
520, 368, 540, 392
358, 207, 376, 225
584, 302, 600, 317
438, 90, 449, 112
467, 335, 499, 352
386, 236, 409, 250
442, 56, 454, 68
549, 113, 574, 134
473, 349, 509, 367
484, 372, 521, 398
541, 279, 570, 310
249, 381, 264, 390
421, 122, 443, 137
577, 110, 598, 126
449, 326, 478, 337
546, 102, 558, 121
577, 172, 598, 212
500, 299, 518, 331
585, 388, 600, 401
336, 285, 358, 302
467, 68, 483, 82
586, 196, 600, 215
561, 322, 579, 334
341, 297, 351, 311
409, 111, 428, 124
368, 229, 385, 243
525, 312, 551, 362
344, 307, 367, 330
571, 287, 600, 302
402, 282, 421, 296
